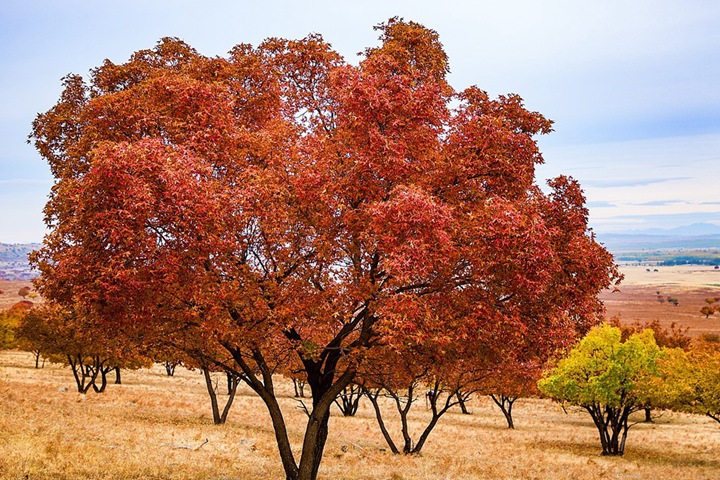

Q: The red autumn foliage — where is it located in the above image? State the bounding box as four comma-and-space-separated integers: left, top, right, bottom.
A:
29, 18, 618, 480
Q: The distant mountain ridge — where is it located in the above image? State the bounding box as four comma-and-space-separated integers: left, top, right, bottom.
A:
619, 223, 720, 236
0, 243, 40, 262
0, 243, 40, 280
596, 223, 720, 253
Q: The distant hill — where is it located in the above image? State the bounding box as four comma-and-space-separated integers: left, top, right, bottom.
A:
0, 243, 40, 262
597, 233, 720, 252
623, 223, 720, 237
595, 223, 720, 265
596, 223, 720, 252
0, 243, 40, 280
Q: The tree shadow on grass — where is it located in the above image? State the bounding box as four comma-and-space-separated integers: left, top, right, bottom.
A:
621, 443, 720, 469
531, 438, 720, 470
530, 438, 599, 457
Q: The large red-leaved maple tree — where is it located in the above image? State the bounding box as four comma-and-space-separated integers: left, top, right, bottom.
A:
30, 19, 619, 480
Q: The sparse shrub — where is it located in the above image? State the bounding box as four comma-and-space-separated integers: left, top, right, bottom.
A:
610, 318, 691, 350
700, 297, 719, 318
698, 333, 720, 343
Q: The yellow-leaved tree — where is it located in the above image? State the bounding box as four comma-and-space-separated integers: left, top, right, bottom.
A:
656, 338, 720, 425
538, 324, 666, 456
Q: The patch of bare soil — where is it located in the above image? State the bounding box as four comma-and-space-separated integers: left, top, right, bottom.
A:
601, 265, 720, 337
0, 280, 39, 310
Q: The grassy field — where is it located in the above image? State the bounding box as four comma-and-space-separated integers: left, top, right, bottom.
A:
2, 349, 720, 480
2, 267, 720, 479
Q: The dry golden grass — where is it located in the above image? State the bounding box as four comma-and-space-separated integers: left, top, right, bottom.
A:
2, 350, 719, 480
2, 265, 720, 479
616, 265, 720, 288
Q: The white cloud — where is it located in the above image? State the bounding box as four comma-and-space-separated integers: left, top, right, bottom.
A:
538, 133, 720, 232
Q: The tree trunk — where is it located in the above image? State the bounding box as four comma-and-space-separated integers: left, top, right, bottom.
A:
226, 371, 237, 395
94, 370, 107, 393
334, 384, 363, 416
222, 345, 300, 480
164, 361, 177, 376
296, 370, 357, 480
221, 373, 239, 423
412, 411, 442, 454
291, 343, 358, 480
200, 368, 239, 425
502, 402, 515, 429
410, 385, 456, 455
68, 354, 99, 394
68, 355, 85, 393
366, 382, 452, 456
619, 420, 629, 455
93, 362, 109, 393
457, 391, 470, 414
644, 407, 653, 423
397, 385, 416, 454
293, 378, 306, 398
203, 368, 221, 424
608, 423, 621, 455
33, 351, 42, 369
261, 388, 299, 480
595, 419, 610, 455
490, 394, 516, 429
203, 368, 228, 425
365, 388, 400, 454
298, 406, 331, 480
114, 366, 122, 384
220, 314, 365, 480
588, 405, 630, 456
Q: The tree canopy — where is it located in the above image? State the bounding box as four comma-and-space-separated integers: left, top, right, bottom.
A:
657, 339, 720, 424
30, 18, 618, 480
538, 324, 666, 456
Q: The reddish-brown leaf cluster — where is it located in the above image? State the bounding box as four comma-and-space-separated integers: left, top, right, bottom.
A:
30, 19, 619, 480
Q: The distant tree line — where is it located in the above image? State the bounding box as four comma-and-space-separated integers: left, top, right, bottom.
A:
658, 255, 720, 266
614, 250, 720, 266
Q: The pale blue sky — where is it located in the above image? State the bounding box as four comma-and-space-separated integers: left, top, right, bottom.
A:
1, 0, 719, 242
